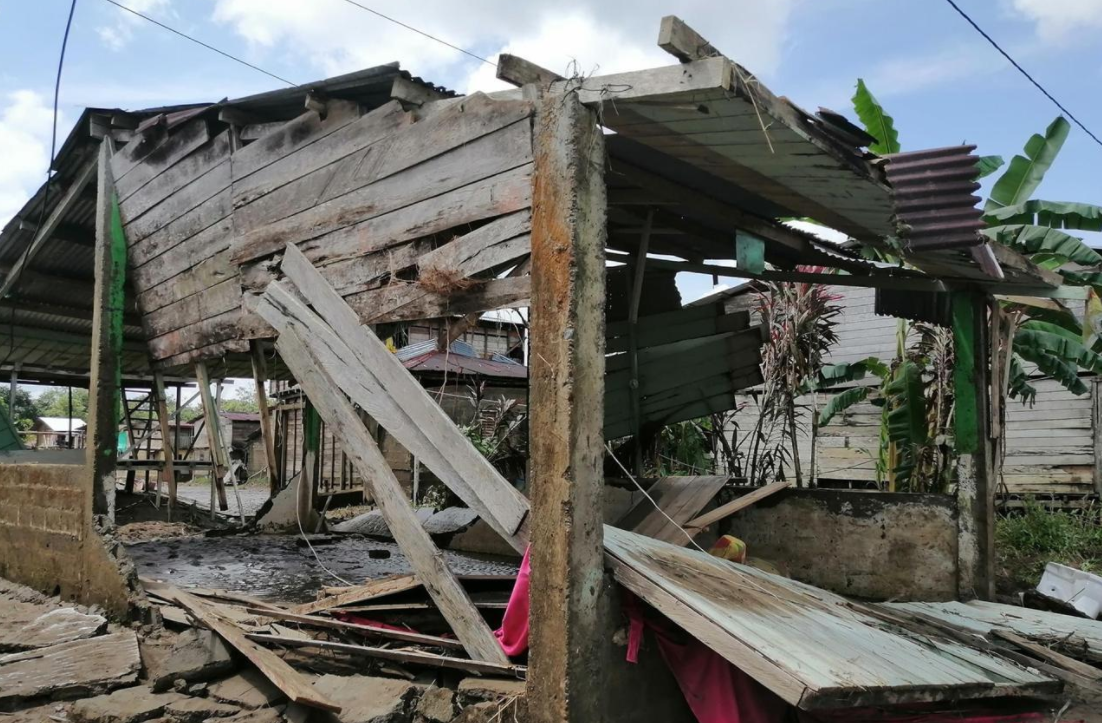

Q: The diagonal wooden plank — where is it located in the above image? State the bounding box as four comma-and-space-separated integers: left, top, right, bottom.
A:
270, 323, 510, 665
292, 574, 420, 615
277, 243, 530, 541
625, 476, 728, 543
683, 480, 789, 536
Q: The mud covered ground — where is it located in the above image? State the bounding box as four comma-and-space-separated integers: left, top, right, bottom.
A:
126, 534, 518, 603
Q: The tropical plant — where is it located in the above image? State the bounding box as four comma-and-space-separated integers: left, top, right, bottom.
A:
744, 273, 843, 486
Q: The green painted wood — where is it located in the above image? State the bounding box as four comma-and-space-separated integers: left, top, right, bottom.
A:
953, 292, 978, 455
0, 404, 24, 450
736, 233, 765, 275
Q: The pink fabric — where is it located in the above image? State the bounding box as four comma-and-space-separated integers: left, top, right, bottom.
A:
494, 545, 531, 656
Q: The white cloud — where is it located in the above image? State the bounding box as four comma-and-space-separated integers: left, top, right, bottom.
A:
210, 0, 797, 92
0, 91, 58, 230
98, 0, 172, 51
1011, 0, 1102, 42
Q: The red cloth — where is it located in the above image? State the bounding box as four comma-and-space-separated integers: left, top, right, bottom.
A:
494, 545, 531, 656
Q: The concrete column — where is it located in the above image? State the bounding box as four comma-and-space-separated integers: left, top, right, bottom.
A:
527, 90, 609, 723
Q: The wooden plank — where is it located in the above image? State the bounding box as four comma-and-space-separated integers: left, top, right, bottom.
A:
87, 142, 123, 516
271, 325, 511, 665
293, 574, 420, 615
114, 118, 211, 201
344, 276, 529, 324
276, 244, 531, 541
152, 371, 177, 516
630, 476, 728, 544
243, 607, 464, 650
120, 131, 231, 221
418, 211, 531, 276
121, 160, 230, 244
258, 282, 528, 545
390, 76, 450, 107
658, 15, 722, 63
990, 629, 1102, 680
232, 121, 534, 265
251, 340, 280, 497
152, 586, 341, 713
231, 100, 362, 181
684, 480, 789, 533
128, 188, 232, 269
245, 634, 525, 678
135, 246, 235, 314
195, 362, 229, 511
143, 276, 240, 338
496, 54, 562, 87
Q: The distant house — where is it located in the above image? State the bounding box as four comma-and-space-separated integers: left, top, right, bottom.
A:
30, 417, 86, 449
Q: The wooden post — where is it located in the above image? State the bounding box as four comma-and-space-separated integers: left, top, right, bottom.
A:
627, 208, 653, 475
7, 369, 15, 416
527, 90, 608, 723
87, 140, 127, 517
121, 390, 137, 494
954, 292, 995, 601
299, 400, 320, 530
1094, 379, 1102, 498
251, 340, 280, 497
195, 362, 229, 511
152, 372, 177, 518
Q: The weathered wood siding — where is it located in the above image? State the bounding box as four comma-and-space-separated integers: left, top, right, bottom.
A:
726, 286, 1098, 496
113, 94, 535, 367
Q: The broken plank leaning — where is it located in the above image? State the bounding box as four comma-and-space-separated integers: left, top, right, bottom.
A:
259, 319, 510, 666
293, 574, 421, 616
276, 243, 530, 548
683, 480, 790, 536
149, 585, 341, 713
243, 607, 465, 650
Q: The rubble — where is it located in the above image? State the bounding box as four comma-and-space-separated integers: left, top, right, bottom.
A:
208, 669, 285, 709
142, 628, 236, 692
415, 687, 458, 723
0, 630, 141, 709
310, 674, 420, 723
69, 687, 185, 723
162, 696, 242, 722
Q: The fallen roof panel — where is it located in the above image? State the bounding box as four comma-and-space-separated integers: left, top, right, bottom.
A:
604, 525, 1059, 710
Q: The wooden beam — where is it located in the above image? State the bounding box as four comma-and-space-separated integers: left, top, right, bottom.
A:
390, 76, 449, 107
527, 91, 608, 723
152, 371, 177, 518
250, 340, 280, 497
657, 15, 722, 63
243, 607, 464, 650
684, 480, 789, 533
298, 400, 320, 530
194, 362, 229, 511
0, 153, 99, 299
293, 574, 421, 615
990, 629, 1102, 681
496, 53, 562, 88
153, 586, 341, 712
270, 324, 511, 665
274, 244, 530, 548
87, 141, 123, 517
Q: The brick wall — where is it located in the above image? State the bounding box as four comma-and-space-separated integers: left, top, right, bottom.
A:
0, 463, 133, 616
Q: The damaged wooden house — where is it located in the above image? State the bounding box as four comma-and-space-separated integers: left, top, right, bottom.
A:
3, 14, 1101, 723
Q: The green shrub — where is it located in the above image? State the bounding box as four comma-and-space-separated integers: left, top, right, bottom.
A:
996, 500, 1102, 593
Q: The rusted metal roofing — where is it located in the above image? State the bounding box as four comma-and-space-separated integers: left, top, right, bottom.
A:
403, 350, 528, 380
883, 146, 985, 252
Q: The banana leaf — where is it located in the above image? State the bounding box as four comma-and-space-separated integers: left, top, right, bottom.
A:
1007, 353, 1038, 405
1013, 329, 1102, 395
1060, 268, 1102, 286
980, 224, 1102, 266
983, 200, 1102, 232
818, 387, 872, 427
806, 357, 889, 392
1019, 319, 1084, 343
985, 117, 1070, 212
851, 79, 900, 155
976, 155, 1004, 179
884, 361, 927, 447
1003, 299, 1082, 337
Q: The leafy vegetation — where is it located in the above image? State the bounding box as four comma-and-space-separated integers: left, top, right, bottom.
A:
997, 501, 1102, 594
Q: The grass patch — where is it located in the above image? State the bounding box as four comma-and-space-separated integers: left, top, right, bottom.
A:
996, 499, 1102, 595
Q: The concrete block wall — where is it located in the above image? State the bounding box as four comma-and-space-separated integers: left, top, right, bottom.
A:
0, 463, 134, 616
728, 488, 959, 601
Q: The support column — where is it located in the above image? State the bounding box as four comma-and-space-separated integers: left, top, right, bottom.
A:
954, 292, 995, 600
195, 362, 229, 511
298, 401, 320, 530
87, 140, 125, 518
152, 372, 177, 518
251, 340, 280, 497
527, 90, 608, 723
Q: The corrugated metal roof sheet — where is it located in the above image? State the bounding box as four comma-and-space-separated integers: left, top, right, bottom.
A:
403, 350, 528, 380
883, 145, 985, 251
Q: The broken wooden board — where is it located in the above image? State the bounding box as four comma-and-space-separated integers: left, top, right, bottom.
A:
293, 574, 420, 615
267, 323, 510, 665
885, 600, 1102, 665
150, 585, 341, 713
683, 480, 790, 536
244, 607, 465, 650
0, 606, 106, 652
0, 631, 140, 708
272, 244, 530, 547
604, 525, 1059, 710
246, 634, 526, 678
615, 476, 728, 544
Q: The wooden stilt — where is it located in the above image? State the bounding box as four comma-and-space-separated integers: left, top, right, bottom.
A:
250, 340, 280, 497
195, 362, 229, 512
152, 371, 177, 519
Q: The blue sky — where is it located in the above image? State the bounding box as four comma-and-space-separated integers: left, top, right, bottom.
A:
1, 0, 1100, 306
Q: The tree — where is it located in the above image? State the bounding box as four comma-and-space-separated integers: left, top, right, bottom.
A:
0, 387, 37, 431
221, 385, 259, 414
35, 387, 89, 419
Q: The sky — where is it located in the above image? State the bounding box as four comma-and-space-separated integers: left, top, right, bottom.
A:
1, 0, 1101, 396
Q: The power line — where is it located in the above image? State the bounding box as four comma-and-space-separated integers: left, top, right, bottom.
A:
337, 0, 495, 66
943, 0, 1102, 149
100, 0, 297, 87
